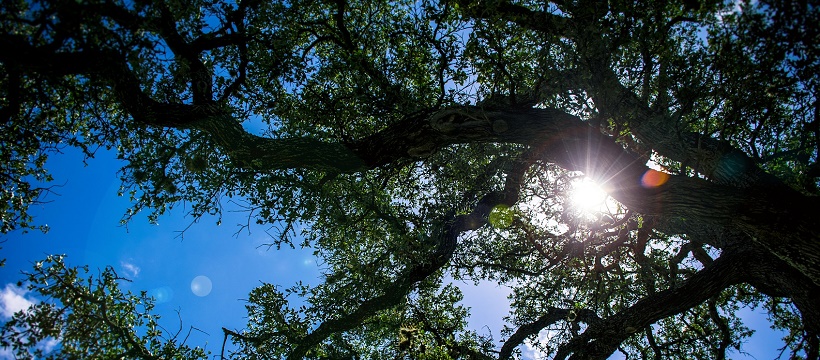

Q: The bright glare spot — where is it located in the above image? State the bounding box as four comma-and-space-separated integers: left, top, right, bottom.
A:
190, 276, 212, 297
570, 178, 608, 213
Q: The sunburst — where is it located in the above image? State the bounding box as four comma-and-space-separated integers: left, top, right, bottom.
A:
570, 178, 609, 216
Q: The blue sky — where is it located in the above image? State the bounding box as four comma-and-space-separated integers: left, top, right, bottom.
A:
0, 146, 791, 359
0, 147, 322, 356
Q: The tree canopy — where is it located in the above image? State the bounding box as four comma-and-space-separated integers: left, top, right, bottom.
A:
2, 0, 819, 359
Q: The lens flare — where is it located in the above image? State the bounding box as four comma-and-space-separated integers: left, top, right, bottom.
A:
190, 275, 212, 297
641, 169, 670, 188
149, 286, 173, 303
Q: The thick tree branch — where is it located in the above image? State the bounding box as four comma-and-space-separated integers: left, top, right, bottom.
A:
0, 34, 367, 172
279, 157, 528, 359
6, 14, 820, 286
707, 299, 731, 360
588, 62, 787, 191
5, 33, 820, 283
554, 249, 746, 360
410, 302, 495, 360
456, 0, 569, 38
742, 245, 820, 337
669, 226, 820, 334
499, 307, 601, 360
467, 1, 820, 288
155, 3, 214, 103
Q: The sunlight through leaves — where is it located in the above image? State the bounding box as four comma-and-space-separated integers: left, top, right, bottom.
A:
488, 205, 515, 228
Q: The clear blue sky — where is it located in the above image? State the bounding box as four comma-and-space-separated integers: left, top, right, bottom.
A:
0, 146, 789, 359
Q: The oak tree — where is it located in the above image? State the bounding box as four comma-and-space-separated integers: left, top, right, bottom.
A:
1, 0, 819, 358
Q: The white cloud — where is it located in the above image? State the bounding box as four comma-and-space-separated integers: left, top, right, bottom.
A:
36, 337, 60, 353
120, 260, 141, 278
524, 329, 560, 360
0, 283, 35, 318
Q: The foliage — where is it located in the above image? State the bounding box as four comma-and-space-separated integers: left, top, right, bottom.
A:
1, 0, 819, 359
0, 255, 208, 359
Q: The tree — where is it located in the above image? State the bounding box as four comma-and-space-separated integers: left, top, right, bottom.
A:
1, 255, 209, 359
1, 0, 818, 358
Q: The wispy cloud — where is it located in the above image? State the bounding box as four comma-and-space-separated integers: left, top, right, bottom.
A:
120, 260, 141, 278
0, 283, 35, 318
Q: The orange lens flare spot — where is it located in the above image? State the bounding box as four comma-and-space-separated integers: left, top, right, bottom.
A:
641, 169, 670, 188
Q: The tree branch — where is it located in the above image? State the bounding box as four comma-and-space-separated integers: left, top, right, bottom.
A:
456, 0, 569, 38
153, 2, 213, 104
6, 25, 820, 286
279, 152, 529, 359
499, 307, 601, 360
554, 248, 752, 360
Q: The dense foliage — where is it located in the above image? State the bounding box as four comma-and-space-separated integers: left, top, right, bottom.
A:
1, 0, 819, 359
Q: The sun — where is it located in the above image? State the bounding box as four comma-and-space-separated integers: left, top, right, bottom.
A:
570, 178, 609, 214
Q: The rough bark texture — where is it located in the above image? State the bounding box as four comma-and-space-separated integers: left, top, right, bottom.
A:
3, 1, 820, 357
